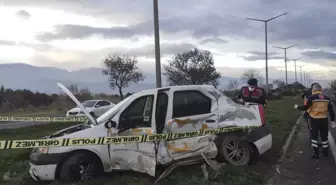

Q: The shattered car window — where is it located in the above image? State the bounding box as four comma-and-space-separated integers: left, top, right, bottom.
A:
173, 91, 211, 118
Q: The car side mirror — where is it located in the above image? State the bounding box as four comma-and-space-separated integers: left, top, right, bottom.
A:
95, 104, 101, 108
104, 120, 117, 129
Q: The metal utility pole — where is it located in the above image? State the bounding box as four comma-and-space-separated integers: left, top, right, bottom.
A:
273, 44, 297, 85
297, 65, 303, 84
303, 72, 307, 87
153, 0, 162, 88
246, 13, 287, 93
288, 57, 301, 82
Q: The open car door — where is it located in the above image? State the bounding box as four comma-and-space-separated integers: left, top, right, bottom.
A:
108, 93, 157, 176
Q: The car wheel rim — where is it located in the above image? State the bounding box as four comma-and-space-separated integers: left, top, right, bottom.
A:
70, 161, 95, 181
80, 163, 95, 181
223, 139, 249, 165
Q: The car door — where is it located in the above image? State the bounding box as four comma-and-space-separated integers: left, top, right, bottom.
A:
108, 94, 157, 176
99, 101, 112, 114
165, 88, 219, 160
94, 101, 109, 116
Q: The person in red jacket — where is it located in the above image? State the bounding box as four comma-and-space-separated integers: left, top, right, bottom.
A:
236, 78, 267, 106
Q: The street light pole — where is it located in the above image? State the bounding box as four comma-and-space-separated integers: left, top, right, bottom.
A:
153, 0, 162, 88
246, 13, 287, 93
303, 71, 306, 87
273, 44, 297, 85
297, 65, 303, 84
288, 57, 302, 82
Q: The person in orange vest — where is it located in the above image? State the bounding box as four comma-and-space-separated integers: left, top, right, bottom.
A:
294, 83, 335, 159
236, 78, 267, 106
301, 83, 318, 128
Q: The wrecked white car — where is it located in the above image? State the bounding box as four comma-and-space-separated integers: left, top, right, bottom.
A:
29, 83, 272, 183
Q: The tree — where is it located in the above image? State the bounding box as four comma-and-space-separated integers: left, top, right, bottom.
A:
240, 69, 263, 84
67, 84, 79, 94
330, 80, 336, 91
273, 79, 286, 89
163, 48, 221, 88
227, 80, 239, 91
102, 53, 145, 100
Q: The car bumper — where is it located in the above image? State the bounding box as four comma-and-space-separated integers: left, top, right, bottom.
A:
246, 125, 272, 155
29, 152, 65, 181
29, 163, 57, 181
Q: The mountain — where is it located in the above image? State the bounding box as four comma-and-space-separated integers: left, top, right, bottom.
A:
0, 63, 238, 94
0, 63, 329, 94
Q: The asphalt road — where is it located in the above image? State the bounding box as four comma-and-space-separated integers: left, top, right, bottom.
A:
0, 112, 65, 130
329, 105, 336, 144
271, 117, 336, 185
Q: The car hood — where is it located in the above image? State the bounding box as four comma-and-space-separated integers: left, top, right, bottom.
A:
47, 123, 93, 138
57, 83, 97, 125
68, 107, 94, 112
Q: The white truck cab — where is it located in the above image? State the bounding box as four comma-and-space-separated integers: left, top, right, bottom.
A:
29, 83, 272, 183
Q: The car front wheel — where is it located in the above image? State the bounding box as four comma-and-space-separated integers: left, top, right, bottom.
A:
219, 135, 251, 166
59, 151, 102, 182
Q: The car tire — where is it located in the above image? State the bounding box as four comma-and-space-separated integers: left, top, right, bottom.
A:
59, 151, 103, 182
219, 135, 251, 166
89, 112, 96, 118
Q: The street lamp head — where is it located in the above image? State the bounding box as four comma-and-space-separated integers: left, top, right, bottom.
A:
266, 13, 288, 21
285, 44, 297, 49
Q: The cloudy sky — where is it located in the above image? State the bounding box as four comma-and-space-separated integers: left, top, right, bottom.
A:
0, 0, 335, 82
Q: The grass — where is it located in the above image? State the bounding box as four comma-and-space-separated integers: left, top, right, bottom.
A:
0, 108, 64, 117
0, 108, 66, 124
0, 96, 302, 185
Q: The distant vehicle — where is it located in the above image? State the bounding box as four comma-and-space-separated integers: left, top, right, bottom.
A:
66, 100, 116, 117
29, 83, 272, 183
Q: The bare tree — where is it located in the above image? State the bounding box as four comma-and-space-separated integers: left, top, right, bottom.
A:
67, 84, 79, 94
163, 48, 221, 88
102, 53, 145, 100
330, 80, 336, 91
240, 69, 264, 84
273, 79, 286, 89
227, 80, 239, 91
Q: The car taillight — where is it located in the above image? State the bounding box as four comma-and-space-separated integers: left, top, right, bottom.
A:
258, 105, 266, 125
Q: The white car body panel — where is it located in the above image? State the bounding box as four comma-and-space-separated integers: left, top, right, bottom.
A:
29, 84, 272, 181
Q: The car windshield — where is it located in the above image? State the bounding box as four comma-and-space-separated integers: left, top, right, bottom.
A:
78, 100, 97, 107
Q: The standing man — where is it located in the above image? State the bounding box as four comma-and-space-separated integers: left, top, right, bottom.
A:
294, 83, 335, 159
237, 78, 267, 106
301, 83, 318, 129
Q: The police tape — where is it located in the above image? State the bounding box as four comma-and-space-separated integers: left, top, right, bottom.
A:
0, 116, 87, 122
0, 125, 261, 150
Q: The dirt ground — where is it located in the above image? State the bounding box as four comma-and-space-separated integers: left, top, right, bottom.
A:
270, 118, 336, 185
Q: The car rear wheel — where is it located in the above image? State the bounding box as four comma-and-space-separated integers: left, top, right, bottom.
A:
219, 135, 251, 166
59, 151, 102, 182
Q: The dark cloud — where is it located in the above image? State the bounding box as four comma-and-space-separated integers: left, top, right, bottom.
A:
301, 50, 336, 60
6, 0, 336, 49
15, 10, 31, 20
0, 39, 56, 52
120, 43, 197, 58
241, 51, 283, 61
199, 37, 228, 44
36, 14, 248, 41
